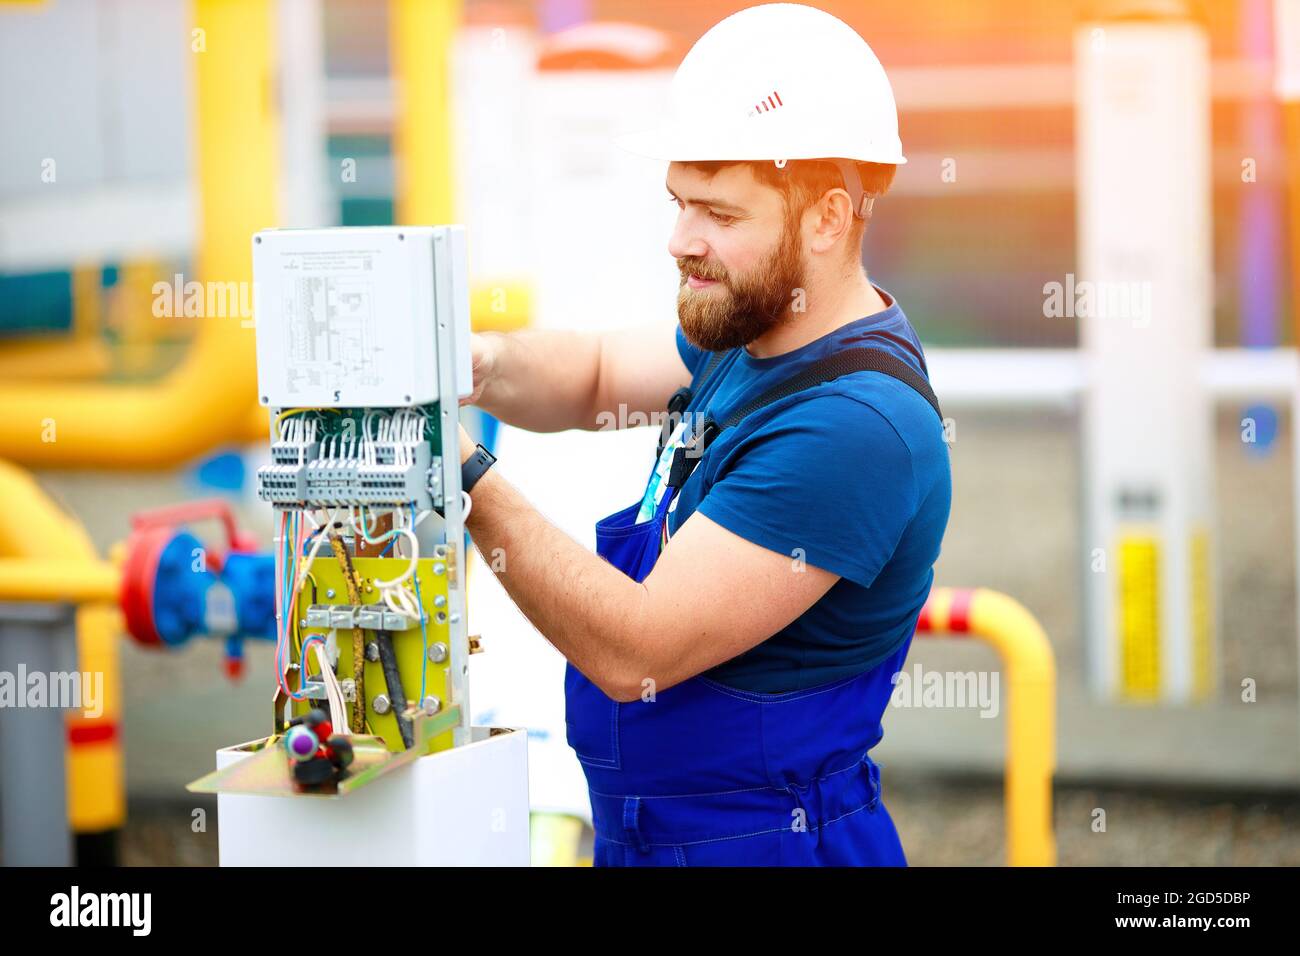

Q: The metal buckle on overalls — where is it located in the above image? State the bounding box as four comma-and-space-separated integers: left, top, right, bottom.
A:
786, 778, 826, 850
666, 417, 720, 488
622, 795, 650, 853
864, 755, 883, 812
657, 387, 693, 459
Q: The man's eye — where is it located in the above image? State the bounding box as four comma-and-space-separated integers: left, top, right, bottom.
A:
709, 211, 734, 224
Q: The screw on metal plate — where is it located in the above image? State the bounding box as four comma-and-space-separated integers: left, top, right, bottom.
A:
421, 696, 441, 713
427, 642, 448, 663
365, 642, 380, 662
372, 694, 391, 715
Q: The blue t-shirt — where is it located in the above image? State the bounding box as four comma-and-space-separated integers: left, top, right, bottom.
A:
656, 285, 951, 693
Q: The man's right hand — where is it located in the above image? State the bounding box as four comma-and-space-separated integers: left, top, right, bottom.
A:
460, 333, 498, 407
455, 324, 691, 433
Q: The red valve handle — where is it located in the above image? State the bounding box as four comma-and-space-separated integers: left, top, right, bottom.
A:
128, 498, 258, 554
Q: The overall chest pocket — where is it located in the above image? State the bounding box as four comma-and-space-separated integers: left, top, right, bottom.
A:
564, 661, 621, 769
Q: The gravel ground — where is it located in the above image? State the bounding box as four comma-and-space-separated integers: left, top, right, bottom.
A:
888, 775, 1300, 866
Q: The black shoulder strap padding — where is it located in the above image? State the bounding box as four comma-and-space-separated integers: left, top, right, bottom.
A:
694, 349, 725, 390
721, 347, 943, 428
665, 346, 943, 490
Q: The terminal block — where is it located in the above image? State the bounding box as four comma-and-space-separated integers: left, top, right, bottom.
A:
304, 604, 419, 632
356, 442, 433, 507
256, 438, 321, 504
255, 435, 434, 510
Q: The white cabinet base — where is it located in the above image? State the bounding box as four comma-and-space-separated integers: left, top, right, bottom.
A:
215, 726, 530, 866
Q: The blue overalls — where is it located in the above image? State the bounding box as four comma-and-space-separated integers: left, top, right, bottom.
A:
564, 458, 912, 866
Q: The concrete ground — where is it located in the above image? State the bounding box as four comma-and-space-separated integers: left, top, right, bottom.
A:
30, 403, 1300, 865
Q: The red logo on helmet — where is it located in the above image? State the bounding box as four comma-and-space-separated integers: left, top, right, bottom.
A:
748, 90, 783, 117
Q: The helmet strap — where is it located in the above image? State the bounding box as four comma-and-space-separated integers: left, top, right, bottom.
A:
828, 158, 875, 222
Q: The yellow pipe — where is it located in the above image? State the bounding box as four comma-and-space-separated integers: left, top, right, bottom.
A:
0, 336, 111, 381
0, 560, 121, 604
113, 258, 166, 376
0, 0, 278, 468
919, 587, 1057, 866
390, 0, 461, 225
0, 461, 125, 836
72, 263, 101, 340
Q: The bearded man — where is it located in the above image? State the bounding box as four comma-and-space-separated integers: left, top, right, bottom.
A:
455, 3, 951, 866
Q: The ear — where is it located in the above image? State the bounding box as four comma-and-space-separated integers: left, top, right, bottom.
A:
806, 188, 856, 256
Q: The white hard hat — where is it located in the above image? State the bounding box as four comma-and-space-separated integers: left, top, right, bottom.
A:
617, 3, 907, 167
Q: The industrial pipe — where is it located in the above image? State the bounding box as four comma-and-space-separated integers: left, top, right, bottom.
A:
916, 587, 1058, 867
0, 0, 277, 468
0, 460, 125, 847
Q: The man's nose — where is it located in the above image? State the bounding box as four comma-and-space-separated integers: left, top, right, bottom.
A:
667, 212, 709, 261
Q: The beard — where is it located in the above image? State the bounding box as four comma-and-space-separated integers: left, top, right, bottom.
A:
676, 215, 805, 352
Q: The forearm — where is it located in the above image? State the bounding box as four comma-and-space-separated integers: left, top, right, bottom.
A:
475, 328, 603, 432
463, 465, 654, 701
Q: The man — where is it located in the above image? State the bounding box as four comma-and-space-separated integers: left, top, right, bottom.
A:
456, 3, 951, 865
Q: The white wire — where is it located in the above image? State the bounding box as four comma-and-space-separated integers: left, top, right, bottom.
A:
299, 509, 334, 576
374, 528, 419, 587
383, 584, 421, 621
312, 639, 350, 734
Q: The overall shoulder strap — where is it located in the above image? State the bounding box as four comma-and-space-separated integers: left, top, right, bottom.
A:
666, 347, 943, 489
723, 347, 941, 426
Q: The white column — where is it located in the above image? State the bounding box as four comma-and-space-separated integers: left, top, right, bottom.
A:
1075, 14, 1217, 702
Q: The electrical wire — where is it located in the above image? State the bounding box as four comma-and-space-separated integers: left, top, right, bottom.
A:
373, 528, 419, 588
275, 508, 334, 702
274, 406, 337, 437
299, 634, 350, 733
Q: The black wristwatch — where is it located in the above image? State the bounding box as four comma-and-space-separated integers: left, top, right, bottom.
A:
461, 443, 496, 493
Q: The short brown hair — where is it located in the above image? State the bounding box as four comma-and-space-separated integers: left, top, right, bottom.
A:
681, 159, 896, 254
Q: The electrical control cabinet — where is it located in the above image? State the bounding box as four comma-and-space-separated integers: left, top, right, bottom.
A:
190, 224, 529, 867
252, 226, 474, 408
